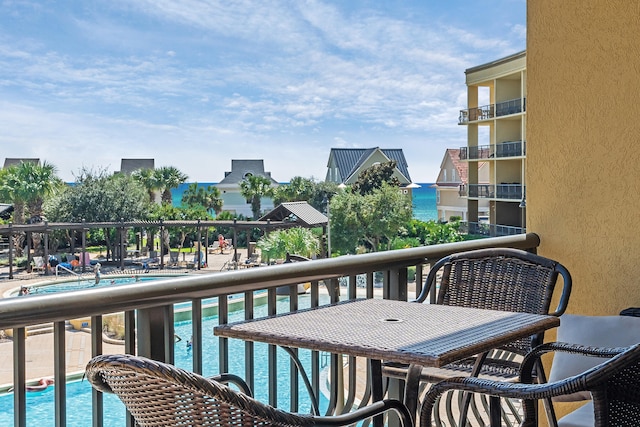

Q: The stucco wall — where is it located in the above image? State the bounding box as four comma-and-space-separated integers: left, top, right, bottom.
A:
528, 1, 640, 315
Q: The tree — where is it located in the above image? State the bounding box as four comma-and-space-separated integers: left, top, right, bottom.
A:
45, 168, 150, 259
149, 203, 211, 254
257, 227, 320, 263
132, 168, 161, 203
0, 161, 61, 224
154, 166, 188, 204
405, 218, 464, 246
352, 161, 401, 196
0, 161, 62, 256
329, 183, 413, 253
181, 183, 223, 215
239, 175, 274, 220
272, 177, 315, 206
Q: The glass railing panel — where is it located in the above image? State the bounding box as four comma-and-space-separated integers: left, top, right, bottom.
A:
495, 184, 523, 200
468, 184, 495, 198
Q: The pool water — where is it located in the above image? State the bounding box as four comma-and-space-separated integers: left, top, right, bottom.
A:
0, 293, 332, 426
27, 276, 172, 295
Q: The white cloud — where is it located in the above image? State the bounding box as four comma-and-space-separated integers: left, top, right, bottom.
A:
0, 0, 526, 182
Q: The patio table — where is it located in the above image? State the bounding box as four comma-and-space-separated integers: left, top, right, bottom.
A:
214, 298, 560, 426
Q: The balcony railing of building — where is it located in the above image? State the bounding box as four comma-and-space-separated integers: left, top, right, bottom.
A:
458, 97, 526, 124
461, 222, 527, 237
0, 234, 540, 427
459, 140, 526, 161
467, 184, 524, 201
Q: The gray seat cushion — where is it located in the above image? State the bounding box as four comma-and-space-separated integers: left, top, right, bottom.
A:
557, 401, 594, 427
549, 314, 640, 401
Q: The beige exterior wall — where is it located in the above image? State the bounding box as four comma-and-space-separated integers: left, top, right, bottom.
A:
528, 1, 640, 318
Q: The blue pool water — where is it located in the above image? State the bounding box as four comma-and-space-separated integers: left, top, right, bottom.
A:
27, 276, 173, 295
0, 293, 331, 426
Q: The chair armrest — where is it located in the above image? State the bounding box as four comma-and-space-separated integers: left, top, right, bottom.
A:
420, 374, 595, 427
519, 342, 626, 383
547, 263, 572, 317
210, 373, 253, 397
316, 399, 413, 427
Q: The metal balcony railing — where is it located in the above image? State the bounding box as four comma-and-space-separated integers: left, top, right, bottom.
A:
496, 184, 524, 200
468, 184, 495, 198
0, 234, 540, 427
458, 97, 526, 124
459, 141, 526, 160
462, 222, 527, 237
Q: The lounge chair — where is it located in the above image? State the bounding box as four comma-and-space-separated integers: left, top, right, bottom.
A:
86, 354, 413, 427
31, 256, 46, 273
168, 250, 179, 266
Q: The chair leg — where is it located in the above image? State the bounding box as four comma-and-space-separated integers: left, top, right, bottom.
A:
535, 360, 559, 427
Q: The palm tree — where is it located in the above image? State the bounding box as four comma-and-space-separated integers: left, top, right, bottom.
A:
239, 175, 274, 220
154, 166, 188, 205
132, 168, 161, 203
181, 183, 223, 215
0, 161, 61, 255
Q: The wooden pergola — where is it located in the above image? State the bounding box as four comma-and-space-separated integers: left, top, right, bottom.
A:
0, 218, 323, 279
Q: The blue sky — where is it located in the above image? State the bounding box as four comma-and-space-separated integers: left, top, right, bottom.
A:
0, 0, 525, 183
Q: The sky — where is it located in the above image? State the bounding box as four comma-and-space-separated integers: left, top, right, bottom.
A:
0, 0, 526, 183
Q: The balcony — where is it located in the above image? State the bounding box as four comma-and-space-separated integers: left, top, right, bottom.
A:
458, 97, 526, 124
0, 234, 540, 427
463, 222, 527, 237
467, 183, 524, 201
459, 140, 526, 160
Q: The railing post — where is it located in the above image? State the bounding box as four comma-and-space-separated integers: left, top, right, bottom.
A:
387, 267, 408, 301
81, 219, 87, 274
197, 219, 202, 270
8, 223, 13, 279
43, 222, 50, 276
136, 305, 174, 363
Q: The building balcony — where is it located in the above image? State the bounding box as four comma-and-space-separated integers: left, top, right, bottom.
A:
462, 222, 527, 237
0, 234, 540, 427
458, 97, 526, 124
459, 140, 526, 160
468, 184, 524, 201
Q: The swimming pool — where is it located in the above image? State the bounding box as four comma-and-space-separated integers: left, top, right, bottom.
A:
22, 275, 176, 296
0, 293, 332, 426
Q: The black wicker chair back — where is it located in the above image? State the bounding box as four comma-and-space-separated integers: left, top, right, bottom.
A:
417, 248, 572, 355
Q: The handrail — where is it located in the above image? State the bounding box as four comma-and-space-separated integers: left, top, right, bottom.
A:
55, 264, 82, 278
0, 234, 540, 330
1, 233, 542, 427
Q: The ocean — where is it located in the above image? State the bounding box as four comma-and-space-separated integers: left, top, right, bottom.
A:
172, 183, 437, 222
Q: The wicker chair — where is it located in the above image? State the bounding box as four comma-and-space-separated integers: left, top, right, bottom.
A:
419, 342, 640, 427
382, 248, 572, 425
86, 354, 414, 427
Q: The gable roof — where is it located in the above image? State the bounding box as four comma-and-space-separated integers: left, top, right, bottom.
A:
327, 147, 412, 184
440, 149, 467, 185
120, 159, 155, 174
259, 202, 327, 227
218, 159, 279, 185
435, 149, 489, 187
3, 158, 40, 168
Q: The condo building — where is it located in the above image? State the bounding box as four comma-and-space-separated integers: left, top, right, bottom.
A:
458, 50, 527, 237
